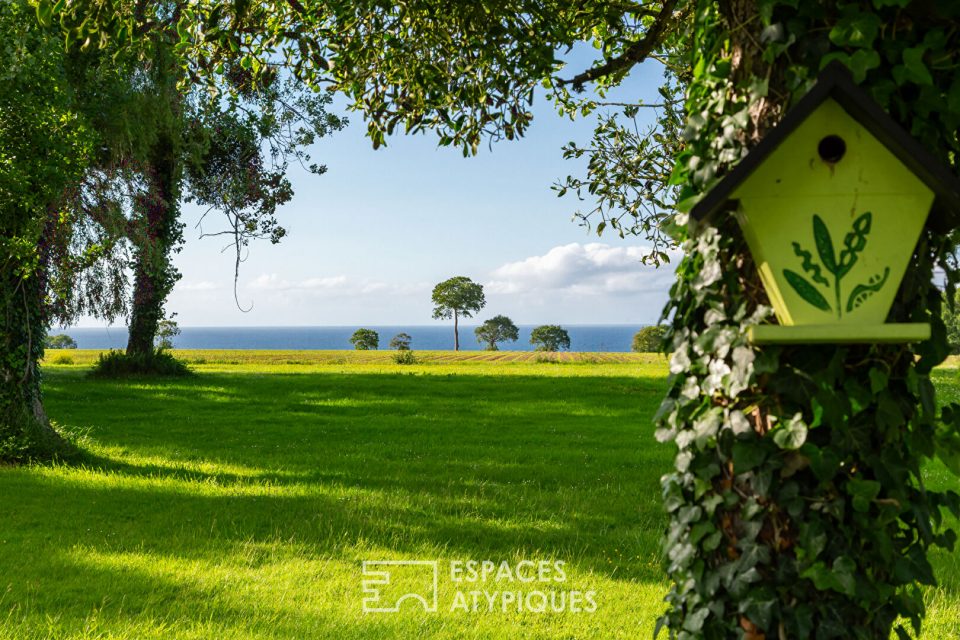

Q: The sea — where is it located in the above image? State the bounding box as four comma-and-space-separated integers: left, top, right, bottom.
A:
61, 325, 644, 353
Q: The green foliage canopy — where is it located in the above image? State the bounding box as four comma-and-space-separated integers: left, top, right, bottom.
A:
349, 328, 379, 351
389, 333, 412, 351
632, 325, 667, 353
40, 0, 686, 265
431, 277, 486, 322
474, 315, 519, 351
45, 334, 78, 350
529, 325, 571, 352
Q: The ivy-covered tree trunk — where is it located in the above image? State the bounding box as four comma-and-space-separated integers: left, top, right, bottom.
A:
657, 2, 960, 639
126, 53, 182, 358
0, 210, 64, 461
126, 135, 181, 356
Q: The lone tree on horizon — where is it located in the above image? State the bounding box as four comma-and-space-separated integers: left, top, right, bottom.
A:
45, 334, 78, 350
474, 315, 519, 351
349, 328, 379, 351
389, 332, 412, 350
530, 325, 571, 352
431, 276, 485, 351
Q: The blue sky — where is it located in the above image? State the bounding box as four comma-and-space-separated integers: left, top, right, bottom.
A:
104, 56, 678, 327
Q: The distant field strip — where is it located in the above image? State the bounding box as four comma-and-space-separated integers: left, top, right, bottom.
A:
44, 349, 663, 366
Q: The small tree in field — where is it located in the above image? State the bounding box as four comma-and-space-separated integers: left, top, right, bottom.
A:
45, 334, 78, 349
530, 325, 570, 352
431, 276, 485, 351
350, 328, 379, 351
155, 314, 181, 351
389, 333, 412, 350
632, 325, 667, 353
475, 315, 519, 351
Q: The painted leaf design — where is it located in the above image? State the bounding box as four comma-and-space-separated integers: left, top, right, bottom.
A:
784, 269, 832, 312
838, 212, 872, 278
792, 242, 829, 287
813, 214, 838, 275
846, 266, 890, 313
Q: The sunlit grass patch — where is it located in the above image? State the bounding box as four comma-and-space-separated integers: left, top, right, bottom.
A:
1, 354, 957, 638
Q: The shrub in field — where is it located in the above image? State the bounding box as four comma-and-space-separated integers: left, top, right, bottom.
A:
389, 332, 412, 350
392, 350, 419, 365
51, 355, 74, 365
632, 325, 667, 353
533, 353, 559, 364
530, 325, 570, 352
350, 328, 379, 350
45, 334, 77, 349
90, 350, 191, 378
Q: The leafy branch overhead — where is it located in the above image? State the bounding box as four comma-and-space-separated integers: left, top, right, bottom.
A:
38, 0, 689, 264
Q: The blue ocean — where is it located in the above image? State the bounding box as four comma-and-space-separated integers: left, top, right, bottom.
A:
62, 325, 643, 352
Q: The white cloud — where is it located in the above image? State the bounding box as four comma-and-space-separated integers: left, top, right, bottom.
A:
245, 273, 427, 297
177, 280, 220, 292
487, 242, 678, 295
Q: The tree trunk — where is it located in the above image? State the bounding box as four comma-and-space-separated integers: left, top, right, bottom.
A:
454, 310, 459, 351
659, 2, 959, 638
0, 210, 64, 462
126, 104, 181, 357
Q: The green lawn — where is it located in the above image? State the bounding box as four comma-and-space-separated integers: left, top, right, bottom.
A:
0, 352, 957, 638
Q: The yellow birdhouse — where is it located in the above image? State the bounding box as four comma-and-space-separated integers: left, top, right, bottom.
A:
691, 62, 960, 344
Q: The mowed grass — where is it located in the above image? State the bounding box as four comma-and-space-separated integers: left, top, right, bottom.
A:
0, 351, 956, 639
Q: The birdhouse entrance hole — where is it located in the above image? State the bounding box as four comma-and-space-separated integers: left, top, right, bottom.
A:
817, 135, 846, 163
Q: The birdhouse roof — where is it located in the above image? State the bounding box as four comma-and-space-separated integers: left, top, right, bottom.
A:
690, 62, 960, 225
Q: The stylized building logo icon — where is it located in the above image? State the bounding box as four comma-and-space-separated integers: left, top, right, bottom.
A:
361, 560, 439, 613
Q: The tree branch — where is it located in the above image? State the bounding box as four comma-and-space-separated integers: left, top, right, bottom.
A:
560, 0, 678, 91
285, 0, 307, 15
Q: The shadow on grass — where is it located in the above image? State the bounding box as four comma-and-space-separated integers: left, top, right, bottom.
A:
3, 369, 673, 635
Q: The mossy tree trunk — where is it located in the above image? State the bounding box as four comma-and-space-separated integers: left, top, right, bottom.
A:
0, 210, 64, 461
126, 130, 181, 357
126, 51, 182, 358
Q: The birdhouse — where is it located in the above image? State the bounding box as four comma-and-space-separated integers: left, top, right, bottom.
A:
691, 62, 960, 344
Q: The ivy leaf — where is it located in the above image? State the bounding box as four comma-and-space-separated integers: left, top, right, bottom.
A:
935, 407, 960, 475
742, 595, 778, 629
829, 13, 881, 48
681, 606, 710, 632
36, 0, 53, 27
895, 47, 934, 86
733, 440, 768, 472
773, 413, 808, 450
848, 478, 882, 512
819, 49, 881, 83
868, 368, 888, 394
832, 557, 857, 596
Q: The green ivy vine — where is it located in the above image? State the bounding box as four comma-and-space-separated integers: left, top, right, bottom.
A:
657, 1, 960, 638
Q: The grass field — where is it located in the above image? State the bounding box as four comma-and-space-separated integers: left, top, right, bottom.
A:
0, 351, 957, 638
